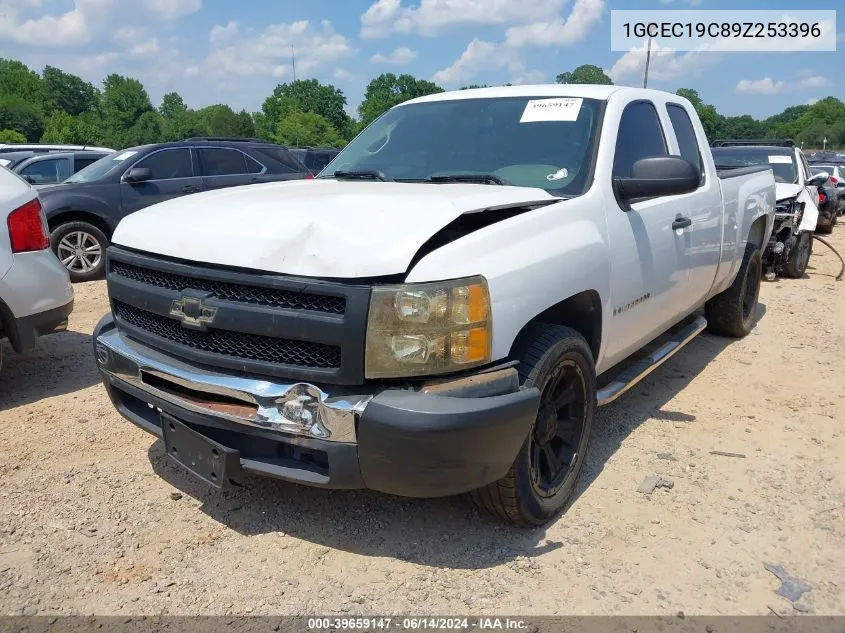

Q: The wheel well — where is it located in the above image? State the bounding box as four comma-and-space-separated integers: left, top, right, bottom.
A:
747, 215, 768, 251
510, 290, 602, 361
47, 211, 112, 240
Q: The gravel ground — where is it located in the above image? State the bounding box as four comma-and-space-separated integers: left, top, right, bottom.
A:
1, 227, 844, 617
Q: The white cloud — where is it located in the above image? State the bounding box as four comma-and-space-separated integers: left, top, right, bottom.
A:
735, 77, 786, 95
504, 0, 605, 47
210, 21, 238, 45
798, 75, 831, 89
202, 19, 354, 79
732, 74, 830, 96
369, 46, 417, 65
360, 0, 567, 38
144, 0, 201, 21
0, 1, 94, 46
127, 38, 161, 56
609, 40, 720, 84
806, 98, 819, 106
432, 38, 531, 86
333, 68, 354, 81
183, 65, 200, 78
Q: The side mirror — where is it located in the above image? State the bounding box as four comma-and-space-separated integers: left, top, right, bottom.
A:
124, 167, 152, 183
806, 171, 829, 186
614, 156, 700, 202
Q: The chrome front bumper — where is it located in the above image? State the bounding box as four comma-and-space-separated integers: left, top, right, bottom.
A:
94, 326, 369, 443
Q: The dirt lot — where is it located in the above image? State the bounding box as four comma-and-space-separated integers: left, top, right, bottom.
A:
1, 228, 844, 617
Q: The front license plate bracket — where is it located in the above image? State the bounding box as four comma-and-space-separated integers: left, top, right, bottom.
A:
160, 412, 242, 488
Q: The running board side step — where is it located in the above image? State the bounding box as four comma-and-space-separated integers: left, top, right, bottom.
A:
596, 316, 708, 407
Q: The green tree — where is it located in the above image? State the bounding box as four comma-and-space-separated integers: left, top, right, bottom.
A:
0, 59, 43, 102
556, 65, 612, 85
126, 110, 164, 146
40, 109, 76, 143
42, 66, 98, 116
265, 79, 349, 132
0, 95, 44, 141
101, 74, 153, 146
72, 111, 109, 146
0, 129, 26, 143
196, 104, 255, 137
159, 92, 188, 119
272, 111, 344, 148
676, 88, 723, 142
359, 73, 444, 126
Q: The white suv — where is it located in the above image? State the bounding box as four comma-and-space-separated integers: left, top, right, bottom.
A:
0, 167, 74, 370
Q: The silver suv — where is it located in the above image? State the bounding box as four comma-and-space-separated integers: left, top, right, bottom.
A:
0, 167, 74, 370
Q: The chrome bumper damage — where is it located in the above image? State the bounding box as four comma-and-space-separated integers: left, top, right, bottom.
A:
94, 327, 369, 443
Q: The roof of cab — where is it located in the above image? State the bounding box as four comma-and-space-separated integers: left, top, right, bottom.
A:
400, 84, 684, 107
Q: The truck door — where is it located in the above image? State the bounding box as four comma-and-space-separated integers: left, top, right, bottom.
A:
663, 102, 723, 309
602, 100, 697, 365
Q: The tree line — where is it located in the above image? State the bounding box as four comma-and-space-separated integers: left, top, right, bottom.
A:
0, 59, 842, 150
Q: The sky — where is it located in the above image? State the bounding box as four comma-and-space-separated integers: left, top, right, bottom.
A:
0, 0, 842, 120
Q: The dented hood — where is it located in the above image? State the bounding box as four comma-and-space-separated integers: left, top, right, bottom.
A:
112, 179, 556, 278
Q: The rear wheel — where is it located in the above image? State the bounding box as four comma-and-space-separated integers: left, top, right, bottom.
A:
782, 231, 812, 279
50, 221, 108, 283
469, 325, 596, 526
705, 243, 762, 338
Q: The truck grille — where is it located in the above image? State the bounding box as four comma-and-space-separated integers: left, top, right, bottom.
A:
106, 247, 370, 385
114, 301, 341, 369
111, 260, 346, 315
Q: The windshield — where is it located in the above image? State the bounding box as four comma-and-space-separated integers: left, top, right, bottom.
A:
712, 149, 797, 184
320, 96, 603, 196
65, 148, 142, 183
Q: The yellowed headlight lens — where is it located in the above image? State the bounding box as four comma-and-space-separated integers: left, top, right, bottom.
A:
365, 276, 492, 378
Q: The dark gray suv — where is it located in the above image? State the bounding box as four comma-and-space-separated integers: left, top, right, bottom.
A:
39, 138, 311, 282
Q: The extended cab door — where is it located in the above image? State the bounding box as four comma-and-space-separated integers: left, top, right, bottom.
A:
195, 147, 263, 191
662, 102, 723, 308
602, 100, 699, 365
119, 147, 203, 216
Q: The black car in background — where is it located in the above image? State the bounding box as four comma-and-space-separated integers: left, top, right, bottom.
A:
40, 138, 311, 282
289, 146, 341, 174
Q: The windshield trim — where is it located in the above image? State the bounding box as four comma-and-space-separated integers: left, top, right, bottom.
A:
319, 95, 607, 198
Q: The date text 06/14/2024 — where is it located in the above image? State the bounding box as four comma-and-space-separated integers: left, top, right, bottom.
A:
307, 618, 529, 630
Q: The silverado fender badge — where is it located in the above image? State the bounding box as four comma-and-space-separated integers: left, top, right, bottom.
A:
170, 291, 217, 331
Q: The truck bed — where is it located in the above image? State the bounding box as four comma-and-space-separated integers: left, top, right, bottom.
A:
716, 165, 774, 179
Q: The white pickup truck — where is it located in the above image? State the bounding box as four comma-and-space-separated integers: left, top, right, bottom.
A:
93, 85, 775, 525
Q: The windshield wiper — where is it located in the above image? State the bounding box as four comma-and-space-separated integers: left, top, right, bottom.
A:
331, 170, 392, 182
427, 173, 509, 185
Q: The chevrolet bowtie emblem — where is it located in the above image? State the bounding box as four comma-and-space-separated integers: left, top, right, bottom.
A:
170, 292, 217, 331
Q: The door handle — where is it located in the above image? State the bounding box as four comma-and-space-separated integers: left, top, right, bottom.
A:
672, 217, 692, 230
183, 184, 199, 193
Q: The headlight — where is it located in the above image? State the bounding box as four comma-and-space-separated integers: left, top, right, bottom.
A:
365, 276, 492, 378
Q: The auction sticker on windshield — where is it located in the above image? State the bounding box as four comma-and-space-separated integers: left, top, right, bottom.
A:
521, 98, 583, 123
113, 151, 138, 161
768, 155, 792, 164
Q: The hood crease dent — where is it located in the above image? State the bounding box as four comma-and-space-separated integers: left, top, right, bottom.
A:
112, 179, 558, 278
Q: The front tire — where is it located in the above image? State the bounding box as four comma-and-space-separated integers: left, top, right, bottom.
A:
705, 242, 762, 338
469, 325, 596, 526
50, 221, 108, 283
782, 231, 812, 279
